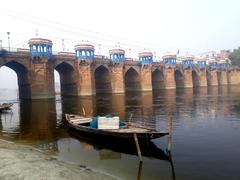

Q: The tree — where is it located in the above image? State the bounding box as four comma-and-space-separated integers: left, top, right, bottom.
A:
229, 47, 240, 67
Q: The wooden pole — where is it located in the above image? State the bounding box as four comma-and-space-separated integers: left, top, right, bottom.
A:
136, 161, 143, 180
167, 150, 176, 180
133, 133, 143, 162
167, 115, 176, 180
167, 115, 173, 152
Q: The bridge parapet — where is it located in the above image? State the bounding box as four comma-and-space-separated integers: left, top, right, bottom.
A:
0, 51, 30, 68
92, 58, 111, 66
152, 62, 163, 66
164, 64, 177, 70
52, 54, 76, 61
2, 51, 30, 58
124, 60, 140, 66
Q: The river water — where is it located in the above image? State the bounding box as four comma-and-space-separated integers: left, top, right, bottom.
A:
0, 86, 240, 180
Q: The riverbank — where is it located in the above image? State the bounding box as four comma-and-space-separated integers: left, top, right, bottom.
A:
0, 139, 116, 180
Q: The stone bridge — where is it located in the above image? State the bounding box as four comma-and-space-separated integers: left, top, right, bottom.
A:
0, 51, 240, 99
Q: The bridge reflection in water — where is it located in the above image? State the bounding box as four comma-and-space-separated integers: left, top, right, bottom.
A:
0, 86, 240, 179
0, 86, 238, 142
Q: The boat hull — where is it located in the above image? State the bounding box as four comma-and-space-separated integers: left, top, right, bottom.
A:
65, 114, 169, 141
68, 128, 170, 161
68, 123, 167, 141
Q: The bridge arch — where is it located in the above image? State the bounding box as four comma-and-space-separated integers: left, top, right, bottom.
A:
54, 61, 74, 70
1, 61, 31, 99
152, 69, 164, 90
174, 69, 184, 88
55, 62, 78, 96
94, 64, 109, 72
94, 65, 112, 93
125, 66, 139, 75
125, 67, 141, 91
192, 70, 200, 87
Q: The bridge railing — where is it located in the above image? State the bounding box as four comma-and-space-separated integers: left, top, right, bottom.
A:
0, 47, 30, 57
152, 61, 164, 66
1, 47, 24, 52
0, 47, 238, 70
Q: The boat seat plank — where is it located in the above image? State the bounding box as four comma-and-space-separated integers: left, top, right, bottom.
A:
70, 118, 92, 122
70, 119, 91, 124
107, 127, 151, 133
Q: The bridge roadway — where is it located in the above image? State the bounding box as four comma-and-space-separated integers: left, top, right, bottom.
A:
0, 51, 240, 99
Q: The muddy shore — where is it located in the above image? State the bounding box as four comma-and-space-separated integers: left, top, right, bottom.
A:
0, 139, 116, 180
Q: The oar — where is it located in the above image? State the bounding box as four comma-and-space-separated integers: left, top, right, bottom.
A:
133, 133, 142, 162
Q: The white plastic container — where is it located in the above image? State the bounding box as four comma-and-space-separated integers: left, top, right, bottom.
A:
98, 116, 120, 129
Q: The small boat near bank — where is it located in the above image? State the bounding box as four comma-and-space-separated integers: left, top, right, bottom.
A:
68, 127, 170, 161
0, 103, 13, 112
65, 113, 171, 162
65, 114, 169, 141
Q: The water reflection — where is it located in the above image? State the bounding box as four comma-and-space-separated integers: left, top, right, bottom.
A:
125, 91, 155, 127
19, 100, 57, 141
68, 128, 170, 161
0, 86, 240, 179
62, 96, 95, 117
176, 88, 194, 122
1, 86, 240, 143
153, 89, 176, 115
0, 103, 19, 139
67, 129, 176, 180
57, 135, 175, 180
111, 94, 125, 119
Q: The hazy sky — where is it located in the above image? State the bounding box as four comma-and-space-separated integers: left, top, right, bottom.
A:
0, 0, 240, 89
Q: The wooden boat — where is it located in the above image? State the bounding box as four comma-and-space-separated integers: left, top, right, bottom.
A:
0, 103, 13, 112
65, 114, 169, 141
68, 127, 170, 161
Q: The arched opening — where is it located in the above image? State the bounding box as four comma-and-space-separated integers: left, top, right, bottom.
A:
0, 66, 18, 100
125, 67, 141, 91
55, 62, 77, 97
94, 65, 112, 93
82, 51, 86, 56
0, 66, 20, 134
54, 70, 61, 98
3, 61, 31, 99
217, 71, 222, 85
152, 69, 164, 90
192, 70, 199, 87
174, 70, 184, 88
